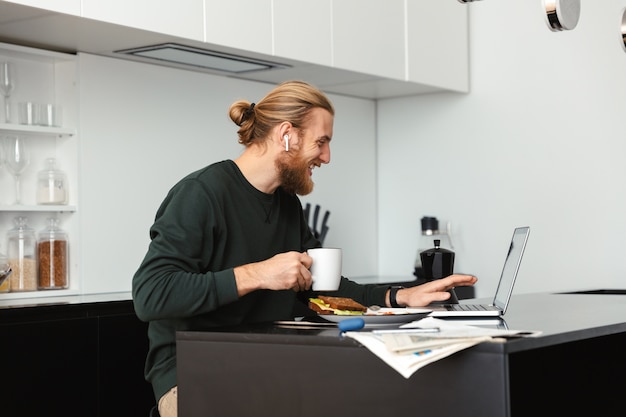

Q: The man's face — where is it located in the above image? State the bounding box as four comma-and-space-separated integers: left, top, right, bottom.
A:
276, 108, 333, 195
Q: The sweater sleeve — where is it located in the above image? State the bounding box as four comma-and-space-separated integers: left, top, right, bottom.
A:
132, 178, 239, 322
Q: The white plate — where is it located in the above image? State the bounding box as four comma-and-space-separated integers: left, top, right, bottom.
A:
318, 308, 431, 326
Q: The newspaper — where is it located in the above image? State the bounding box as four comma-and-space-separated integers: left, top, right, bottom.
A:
344, 317, 540, 379
380, 333, 492, 354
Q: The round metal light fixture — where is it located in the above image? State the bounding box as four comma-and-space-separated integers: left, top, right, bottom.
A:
544, 0, 581, 32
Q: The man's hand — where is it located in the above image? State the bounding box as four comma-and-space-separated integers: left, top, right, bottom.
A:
234, 251, 313, 296
389, 274, 478, 307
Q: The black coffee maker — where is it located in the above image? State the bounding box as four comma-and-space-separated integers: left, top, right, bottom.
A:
413, 216, 453, 280
420, 239, 459, 304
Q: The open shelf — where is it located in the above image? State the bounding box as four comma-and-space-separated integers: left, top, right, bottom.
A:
0, 205, 77, 212
0, 123, 75, 137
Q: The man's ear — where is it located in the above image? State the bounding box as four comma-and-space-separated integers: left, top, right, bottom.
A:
278, 121, 294, 151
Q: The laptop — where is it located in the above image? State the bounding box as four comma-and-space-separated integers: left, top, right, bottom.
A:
428, 226, 530, 318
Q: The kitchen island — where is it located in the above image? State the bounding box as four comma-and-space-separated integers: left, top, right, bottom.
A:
177, 291, 626, 417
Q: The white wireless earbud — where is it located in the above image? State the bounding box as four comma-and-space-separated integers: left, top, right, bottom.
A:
284, 135, 289, 151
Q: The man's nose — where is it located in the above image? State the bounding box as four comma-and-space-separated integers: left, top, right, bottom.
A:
319, 144, 331, 164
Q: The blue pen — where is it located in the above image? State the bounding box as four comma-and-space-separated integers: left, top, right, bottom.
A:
338, 317, 365, 332
414, 349, 432, 356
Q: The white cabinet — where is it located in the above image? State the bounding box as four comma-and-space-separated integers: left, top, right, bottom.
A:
82, 0, 205, 41
0, 42, 79, 299
204, 0, 273, 55
332, 0, 406, 80
272, 0, 468, 93
0, 0, 468, 98
331, 0, 468, 91
406, 0, 469, 92
1, 0, 81, 15
273, 0, 333, 67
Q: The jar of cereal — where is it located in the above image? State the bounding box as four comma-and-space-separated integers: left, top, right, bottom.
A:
7, 216, 37, 292
38, 218, 68, 290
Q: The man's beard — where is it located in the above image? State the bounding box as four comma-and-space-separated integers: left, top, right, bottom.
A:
275, 152, 314, 195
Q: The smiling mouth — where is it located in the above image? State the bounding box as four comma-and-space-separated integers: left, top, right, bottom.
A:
309, 163, 319, 176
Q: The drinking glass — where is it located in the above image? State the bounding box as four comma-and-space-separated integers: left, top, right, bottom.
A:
0, 62, 15, 123
4, 135, 30, 204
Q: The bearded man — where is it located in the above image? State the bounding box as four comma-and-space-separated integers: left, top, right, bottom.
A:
132, 80, 477, 417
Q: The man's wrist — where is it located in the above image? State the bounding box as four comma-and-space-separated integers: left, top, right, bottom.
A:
233, 264, 259, 296
389, 286, 404, 308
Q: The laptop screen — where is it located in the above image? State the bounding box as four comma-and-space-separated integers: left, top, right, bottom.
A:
493, 227, 530, 312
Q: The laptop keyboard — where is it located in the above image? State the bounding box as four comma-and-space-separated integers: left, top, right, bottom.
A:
447, 304, 497, 311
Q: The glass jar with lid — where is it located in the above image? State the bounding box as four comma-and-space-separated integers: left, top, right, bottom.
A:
0, 245, 10, 293
7, 216, 38, 292
38, 217, 69, 290
36, 157, 69, 205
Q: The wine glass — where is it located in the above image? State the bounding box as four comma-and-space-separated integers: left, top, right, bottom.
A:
4, 135, 30, 204
0, 62, 15, 123
0, 137, 4, 171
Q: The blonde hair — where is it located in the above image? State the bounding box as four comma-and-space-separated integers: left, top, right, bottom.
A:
229, 80, 334, 146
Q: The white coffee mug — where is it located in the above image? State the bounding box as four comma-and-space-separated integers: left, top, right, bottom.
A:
308, 248, 342, 291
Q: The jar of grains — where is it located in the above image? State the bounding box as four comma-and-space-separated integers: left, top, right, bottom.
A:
0, 246, 9, 293
38, 218, 68, 290
7, 216, 38, 292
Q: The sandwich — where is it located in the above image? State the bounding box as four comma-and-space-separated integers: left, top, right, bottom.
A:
308, 295, 367, 316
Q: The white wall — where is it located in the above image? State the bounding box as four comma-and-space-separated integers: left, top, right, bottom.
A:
77, 53, 377, 293
377, 1, 626, 297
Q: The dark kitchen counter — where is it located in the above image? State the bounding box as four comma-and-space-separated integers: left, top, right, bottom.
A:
177, 291, 626, 417
0, 292, 135, 324
0, 291, 133, 309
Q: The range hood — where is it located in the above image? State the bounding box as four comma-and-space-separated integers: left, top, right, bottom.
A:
116, 43, 290, 74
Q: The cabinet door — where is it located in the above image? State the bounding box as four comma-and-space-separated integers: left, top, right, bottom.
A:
82, 0, 204, 41
406, 0, 469, 92
273, 0, 333, 66
205, 0, 273, 55
332, 0, 406, 80
1, 0, 81, 15
98, 314, 154, 416
0, 317, 98, 416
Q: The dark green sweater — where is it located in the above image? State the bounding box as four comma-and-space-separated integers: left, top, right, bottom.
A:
132, 160, 387, 401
